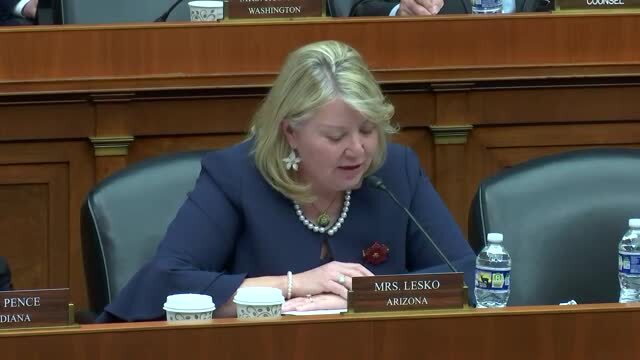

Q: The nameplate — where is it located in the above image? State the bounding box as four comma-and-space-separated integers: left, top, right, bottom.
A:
348, 273, 466, 312
0, 288, 70, 329
556, 0, 640, 10
227, 0, 325, 19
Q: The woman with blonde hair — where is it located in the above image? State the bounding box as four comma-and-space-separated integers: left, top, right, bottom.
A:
99, 40, 474, 321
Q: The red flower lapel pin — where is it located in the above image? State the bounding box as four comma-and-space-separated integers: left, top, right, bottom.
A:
362, 242, 389, 265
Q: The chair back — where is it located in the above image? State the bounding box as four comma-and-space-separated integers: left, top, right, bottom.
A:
81, 150, 207, 315
61, 0, 190, 24
469, 148, 640, 305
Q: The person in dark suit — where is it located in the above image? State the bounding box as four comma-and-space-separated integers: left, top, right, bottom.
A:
0, 0, 37, 25
98, 40, 476, 322
352, 0, 445, 16
350, 0, 551, 15
0, 256, 13, 291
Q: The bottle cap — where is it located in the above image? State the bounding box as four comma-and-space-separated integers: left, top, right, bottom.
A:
487, 233, 504, 243
629, 219, 640, 228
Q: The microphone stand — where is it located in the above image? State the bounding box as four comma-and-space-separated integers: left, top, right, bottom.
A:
155, 0, 185, 22
367, 176, 459, 272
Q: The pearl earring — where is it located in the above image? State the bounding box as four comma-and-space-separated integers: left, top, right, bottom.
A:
283, 149, 301, 171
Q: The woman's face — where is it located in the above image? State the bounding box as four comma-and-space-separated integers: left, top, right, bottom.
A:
283, 98, 379, 195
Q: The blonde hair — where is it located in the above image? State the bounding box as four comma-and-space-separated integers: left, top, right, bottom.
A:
249, 40, 396, 203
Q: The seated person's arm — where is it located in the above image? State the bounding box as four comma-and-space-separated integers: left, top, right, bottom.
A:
0, 256, 13, 291
351, 0, 443, 16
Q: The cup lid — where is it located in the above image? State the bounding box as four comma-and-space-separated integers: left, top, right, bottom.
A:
163, 293, 215, 311
233, 287, 285, 305
188, 1, 224, 7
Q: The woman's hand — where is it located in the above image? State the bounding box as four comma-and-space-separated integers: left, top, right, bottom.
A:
282, 293, 346, 312
292, 261, 373, 299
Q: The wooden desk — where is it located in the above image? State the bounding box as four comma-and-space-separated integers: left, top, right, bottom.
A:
1, 14, 639, 309
1, 303, 638, 359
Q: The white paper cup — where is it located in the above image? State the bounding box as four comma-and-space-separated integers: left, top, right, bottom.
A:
163, 293, 216, 322
233, 287, 284, 319
188, 1, 224, 22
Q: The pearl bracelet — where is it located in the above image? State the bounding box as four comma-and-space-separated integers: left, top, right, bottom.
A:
286, 271, 293, 300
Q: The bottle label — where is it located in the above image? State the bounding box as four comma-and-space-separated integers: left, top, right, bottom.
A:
472, 0, 502, 11
475, 266, 511, 291
618, 251, 640, 275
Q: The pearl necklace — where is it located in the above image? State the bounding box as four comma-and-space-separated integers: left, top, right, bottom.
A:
294, 191, 351, 236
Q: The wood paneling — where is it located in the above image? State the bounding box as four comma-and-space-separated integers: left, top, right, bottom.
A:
0, 103, 94, 141
1, 303, 640, 359
0, 163, 69, 291
0, 182, 49, 289
94, 156, 128, 183
391, 129, 434, 178
128, 134, 246, 164
433, 143, 470, 229
0, 142, 94, 307
387, 92, 435, 127
128, 98, 260, 135
469, 86, 640, 125
0, 14, 640, 81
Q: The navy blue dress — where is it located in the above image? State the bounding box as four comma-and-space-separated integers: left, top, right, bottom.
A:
99, 141, 475, 321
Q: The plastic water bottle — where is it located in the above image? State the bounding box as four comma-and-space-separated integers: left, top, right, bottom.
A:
472, 0, 502, 14
502, 0, 515, 13
618, 218, 640, 303
475, 233, 511, 308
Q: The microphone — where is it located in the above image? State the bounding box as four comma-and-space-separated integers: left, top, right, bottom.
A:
366, 176, 458, 272
461, 0, 471, 14
326, 0, 335, 16
155, 0, 185, 22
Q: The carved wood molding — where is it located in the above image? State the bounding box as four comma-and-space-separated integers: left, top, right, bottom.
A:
2, 73, 640, 103
429, 125, 474, 145
89, 136, 135, 157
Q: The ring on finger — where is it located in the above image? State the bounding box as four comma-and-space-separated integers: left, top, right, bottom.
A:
305, 294, 313, 303
337, 273, 346, 285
